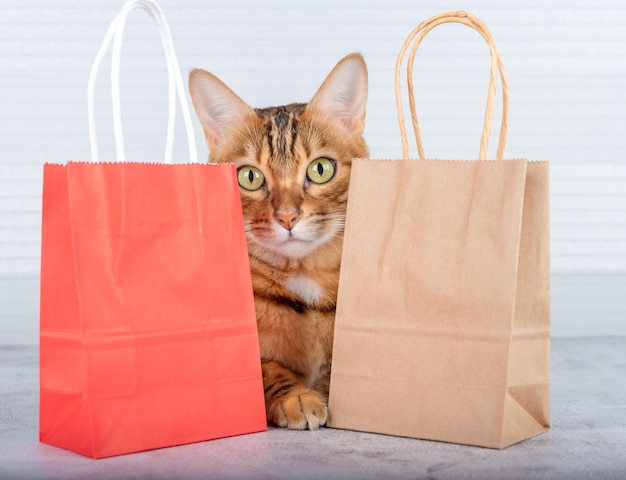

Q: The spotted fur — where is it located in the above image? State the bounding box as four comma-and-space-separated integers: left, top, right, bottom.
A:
189, 54, 368, 429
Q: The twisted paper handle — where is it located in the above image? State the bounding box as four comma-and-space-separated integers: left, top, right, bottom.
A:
395, 11, 509, 161
88, 0, 198, 164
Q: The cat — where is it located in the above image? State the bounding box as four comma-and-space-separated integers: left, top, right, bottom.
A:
188, 53, 368, 429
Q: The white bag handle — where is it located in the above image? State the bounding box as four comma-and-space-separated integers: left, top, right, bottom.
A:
88, 0, 198, 164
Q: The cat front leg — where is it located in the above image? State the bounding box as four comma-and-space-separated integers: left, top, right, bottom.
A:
262, 359, 327, 430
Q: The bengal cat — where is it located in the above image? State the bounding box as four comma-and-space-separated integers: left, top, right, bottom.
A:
189, 54, 368, 429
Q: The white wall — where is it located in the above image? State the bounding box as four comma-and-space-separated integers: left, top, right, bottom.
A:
1, 0, 625, 335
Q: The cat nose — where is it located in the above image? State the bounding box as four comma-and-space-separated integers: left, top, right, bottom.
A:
274, 210, 301, 231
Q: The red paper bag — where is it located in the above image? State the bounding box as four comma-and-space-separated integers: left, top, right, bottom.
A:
39, 0, 266, 458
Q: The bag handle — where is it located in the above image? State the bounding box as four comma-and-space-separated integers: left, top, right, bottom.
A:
87, 0, 198, 164
395, 11, 508, 161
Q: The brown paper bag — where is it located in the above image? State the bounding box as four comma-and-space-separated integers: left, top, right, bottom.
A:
328, 11, 550, 449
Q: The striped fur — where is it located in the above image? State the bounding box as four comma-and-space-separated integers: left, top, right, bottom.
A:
190, 54, 368, 429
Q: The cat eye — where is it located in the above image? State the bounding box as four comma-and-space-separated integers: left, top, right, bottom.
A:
237, 166, 265, 191
306, 158, 336, 184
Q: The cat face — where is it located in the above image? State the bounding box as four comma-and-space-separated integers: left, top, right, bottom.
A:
189, 54, 368, 260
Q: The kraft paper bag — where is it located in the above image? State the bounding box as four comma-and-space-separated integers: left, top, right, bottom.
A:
328, 11, 550, 449
39, 0, 266, 458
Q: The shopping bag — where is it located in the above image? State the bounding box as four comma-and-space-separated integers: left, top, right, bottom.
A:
328, 11, 550, 449
39, 0, 266, 459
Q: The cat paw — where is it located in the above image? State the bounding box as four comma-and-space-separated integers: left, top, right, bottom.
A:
269, 388, 328, 430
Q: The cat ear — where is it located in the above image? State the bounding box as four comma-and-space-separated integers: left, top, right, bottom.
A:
307, 53, 368, 137
188, 69, 256, 151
